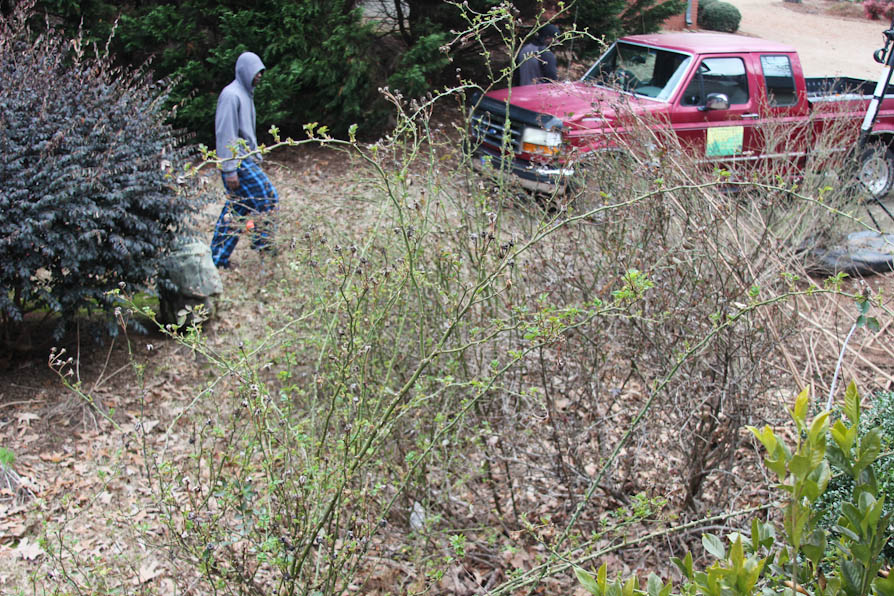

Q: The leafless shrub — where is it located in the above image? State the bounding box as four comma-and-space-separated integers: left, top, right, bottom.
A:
454, 100, 871, 530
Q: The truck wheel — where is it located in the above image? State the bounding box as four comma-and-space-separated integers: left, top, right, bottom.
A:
858, 143, 894, 201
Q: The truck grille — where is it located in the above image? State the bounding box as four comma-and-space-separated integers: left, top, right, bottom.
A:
470, 109, 522, 152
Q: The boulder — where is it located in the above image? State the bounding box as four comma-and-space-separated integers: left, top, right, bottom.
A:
157, 240, 223, 328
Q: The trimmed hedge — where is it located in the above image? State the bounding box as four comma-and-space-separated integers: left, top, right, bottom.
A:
699, 0, 742, 32
698, 0, 719, 21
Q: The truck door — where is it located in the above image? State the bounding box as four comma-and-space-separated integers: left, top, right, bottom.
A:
672, 56, 759, 169
752, 54, 810, 177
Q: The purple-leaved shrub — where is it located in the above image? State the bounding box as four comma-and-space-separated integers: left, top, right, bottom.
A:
0, 2, 208, 343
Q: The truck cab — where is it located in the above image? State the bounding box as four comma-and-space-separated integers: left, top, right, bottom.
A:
470, 32, 894, 197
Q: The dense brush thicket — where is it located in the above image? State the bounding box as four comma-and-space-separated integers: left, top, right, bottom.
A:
0, 6, 207, 342
12, 0, 391, 142
112, 0, 381, 143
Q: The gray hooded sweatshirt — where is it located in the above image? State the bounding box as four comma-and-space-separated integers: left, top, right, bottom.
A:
215, 52, 266, 173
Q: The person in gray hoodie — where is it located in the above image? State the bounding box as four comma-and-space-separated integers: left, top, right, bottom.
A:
210, 51, 279, 269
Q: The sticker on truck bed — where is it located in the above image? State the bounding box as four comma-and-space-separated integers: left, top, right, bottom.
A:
706, 126, 744, 157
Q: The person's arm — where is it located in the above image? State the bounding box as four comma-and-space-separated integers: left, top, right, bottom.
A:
542, 50, 558, 82
215, 92, 242, 187
517, 47, 540, 86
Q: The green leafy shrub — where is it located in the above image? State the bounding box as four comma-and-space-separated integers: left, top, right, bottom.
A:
386, 31, 452, 98
699, 1, 742, 32
697, 0, 719, 21
118, 0, 385, 142
0, 5, 207, 341
620, 0, 688, 35
17, 0, 693, 138
14, 1, 387, 142
547, 0, 685, 58
814, 390, 894, 561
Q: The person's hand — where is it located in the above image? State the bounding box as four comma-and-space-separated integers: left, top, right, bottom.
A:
224, 171, 240, 191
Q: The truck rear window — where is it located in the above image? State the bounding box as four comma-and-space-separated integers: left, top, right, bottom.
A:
760, 55, 797, 106
582, 42, 691, 101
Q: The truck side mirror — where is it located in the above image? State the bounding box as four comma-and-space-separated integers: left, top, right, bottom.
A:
703, 93, 730, 111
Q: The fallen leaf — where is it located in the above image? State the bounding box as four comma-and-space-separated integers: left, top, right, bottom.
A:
39, 452, 67, 463
136, 559, 163, 584
139, 420, 160, 433
0, 521, 29, 539
159, 578, 176, 593
505, 548, 533, 570
16, 412, 40, 426
16, 537, 43, 561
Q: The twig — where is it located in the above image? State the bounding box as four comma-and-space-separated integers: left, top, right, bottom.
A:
796, 310, 894, 386
828, 320, 859, 411
0, 398, 47, 410
784, 580, 810, 595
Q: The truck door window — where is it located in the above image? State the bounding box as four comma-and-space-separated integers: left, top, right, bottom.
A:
681, 57, 749, 107
760, 55, 797, 106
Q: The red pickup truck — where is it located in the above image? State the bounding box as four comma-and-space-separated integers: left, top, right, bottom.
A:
470, 32, 894, 199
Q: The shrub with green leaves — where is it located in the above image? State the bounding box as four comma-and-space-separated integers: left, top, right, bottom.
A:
578, 384, 894, 596
697, 0, 719, 21
815, 390, 894, 561
699, 1, 742, 32
17, 0, 693, 139
18, 0, 384, 143
0, 5, 207, 341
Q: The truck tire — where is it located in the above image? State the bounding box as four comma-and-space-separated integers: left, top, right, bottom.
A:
858, 143, 894, 201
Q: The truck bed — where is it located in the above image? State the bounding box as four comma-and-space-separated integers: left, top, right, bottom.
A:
805, 76, 894, 100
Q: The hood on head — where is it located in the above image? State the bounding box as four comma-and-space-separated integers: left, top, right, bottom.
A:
536, 24, 560, 44
235, 52, 265, 92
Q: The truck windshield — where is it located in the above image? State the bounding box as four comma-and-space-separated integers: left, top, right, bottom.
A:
582, 42, 691, 101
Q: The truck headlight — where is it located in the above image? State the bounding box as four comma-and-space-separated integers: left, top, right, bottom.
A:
521, 127, 562, 156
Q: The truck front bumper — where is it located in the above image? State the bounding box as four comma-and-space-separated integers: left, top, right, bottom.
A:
472, 145, 575, 193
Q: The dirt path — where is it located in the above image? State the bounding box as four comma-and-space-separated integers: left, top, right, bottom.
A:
728, 0, 887, 79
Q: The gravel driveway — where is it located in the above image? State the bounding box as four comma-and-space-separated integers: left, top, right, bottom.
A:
727, 0, 889, 79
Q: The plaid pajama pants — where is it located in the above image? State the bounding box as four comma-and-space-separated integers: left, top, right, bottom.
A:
210, 159, 278, 268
